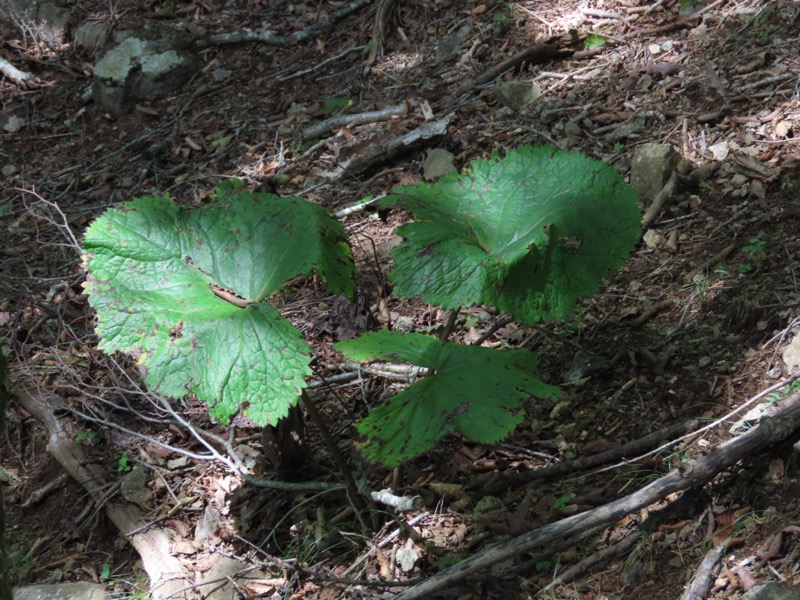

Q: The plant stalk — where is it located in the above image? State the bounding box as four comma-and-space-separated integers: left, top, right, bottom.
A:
439, 307, 460, 343
299, 390, 369, 523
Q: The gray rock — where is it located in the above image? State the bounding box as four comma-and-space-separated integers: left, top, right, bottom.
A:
194, 505, 221, 541
564, 121, 582, 136
395, 316, 415, 332
93, 27, 199, 117
199, 557, 246, 600
731, 173, 748, 186
434, 25, 470, 65
492, 81, 541, 112
744, 582, 800, 600
563, 350, 609, 382
13, 582, 110, 600
630, 143, 679, 202
540, 107, 561, 124
605, 116, 646, 142
74, 20, 112, 53
782, 334, 800, 376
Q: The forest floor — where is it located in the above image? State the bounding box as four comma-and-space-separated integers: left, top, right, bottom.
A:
2, 0, 800, 598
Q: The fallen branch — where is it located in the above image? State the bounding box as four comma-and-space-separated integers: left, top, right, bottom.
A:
395, 390, 800, 599
278, 45, 366, 82
472, 43, 571, 88
206, 0, 373, 46
14, 382, 192, 600
301, 103, 408, 140
341, 118, 449, 177
684, 243, 736, 281
365, 0, 397, 69
640, 171, 679, 233
681, 544, 725, 600
537, 530, 641, 595
0, 57, 36, 86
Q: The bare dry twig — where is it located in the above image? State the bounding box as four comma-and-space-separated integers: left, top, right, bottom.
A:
396, 390, 800, 599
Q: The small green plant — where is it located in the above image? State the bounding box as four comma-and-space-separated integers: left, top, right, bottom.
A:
494, 0, 516, 25
552, 493, 575, 511
82, 146, 639, 467
584, 34, 606, 50
381, 146, 640, 324
679, 0, 703, 11
741, 238, 766, 256
737, 237, 766, 274
76, 430, 97, 444
322, 96, 353, 117
156, 1, 177, 17
337, 330, 558, 465
117, 453, 132, 473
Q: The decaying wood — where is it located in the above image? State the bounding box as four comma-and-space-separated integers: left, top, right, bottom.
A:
640, 171, 679, 233
441, 41, 570, 105
539, 530, 642, 595
681, 544, 725, 600
301, 103, 408, 140
396, 390, 800, 600
684, 243, 736, 281
341, 118, 449, 177
472, 43, 571, 88
14, 383, 194, 600
205, 0, 373, 46
0, 57, 36, 86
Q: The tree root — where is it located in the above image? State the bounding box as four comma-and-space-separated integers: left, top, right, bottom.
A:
12, 381, 266, 600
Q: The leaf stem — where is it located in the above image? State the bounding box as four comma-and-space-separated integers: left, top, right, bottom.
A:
299, 390, 369, 524
439, 308, 460, 343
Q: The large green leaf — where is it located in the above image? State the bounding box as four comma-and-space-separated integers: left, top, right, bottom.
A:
336, 330, 559, 466
384, 145, 640, 323
82, 182, 355, 425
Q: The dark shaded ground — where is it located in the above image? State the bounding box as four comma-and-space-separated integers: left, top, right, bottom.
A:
2, 0, 800, 598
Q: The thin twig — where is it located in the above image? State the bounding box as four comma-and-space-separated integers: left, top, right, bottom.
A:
472, 316, 514, 346
595, 375, 800, 474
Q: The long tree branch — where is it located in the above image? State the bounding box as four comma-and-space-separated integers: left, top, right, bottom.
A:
396, 390, 800, 599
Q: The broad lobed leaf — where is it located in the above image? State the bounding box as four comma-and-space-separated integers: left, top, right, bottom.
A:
383, 145, 640, 323
336, 330, 559, 466
82, 184, 355, 425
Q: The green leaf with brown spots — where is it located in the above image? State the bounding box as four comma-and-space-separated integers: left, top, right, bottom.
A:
336, 329, 559, 466
82, 181, 355, 425
383, 145, 640, 323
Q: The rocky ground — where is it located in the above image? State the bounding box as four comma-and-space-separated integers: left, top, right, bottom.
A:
2, 0, 800, 598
